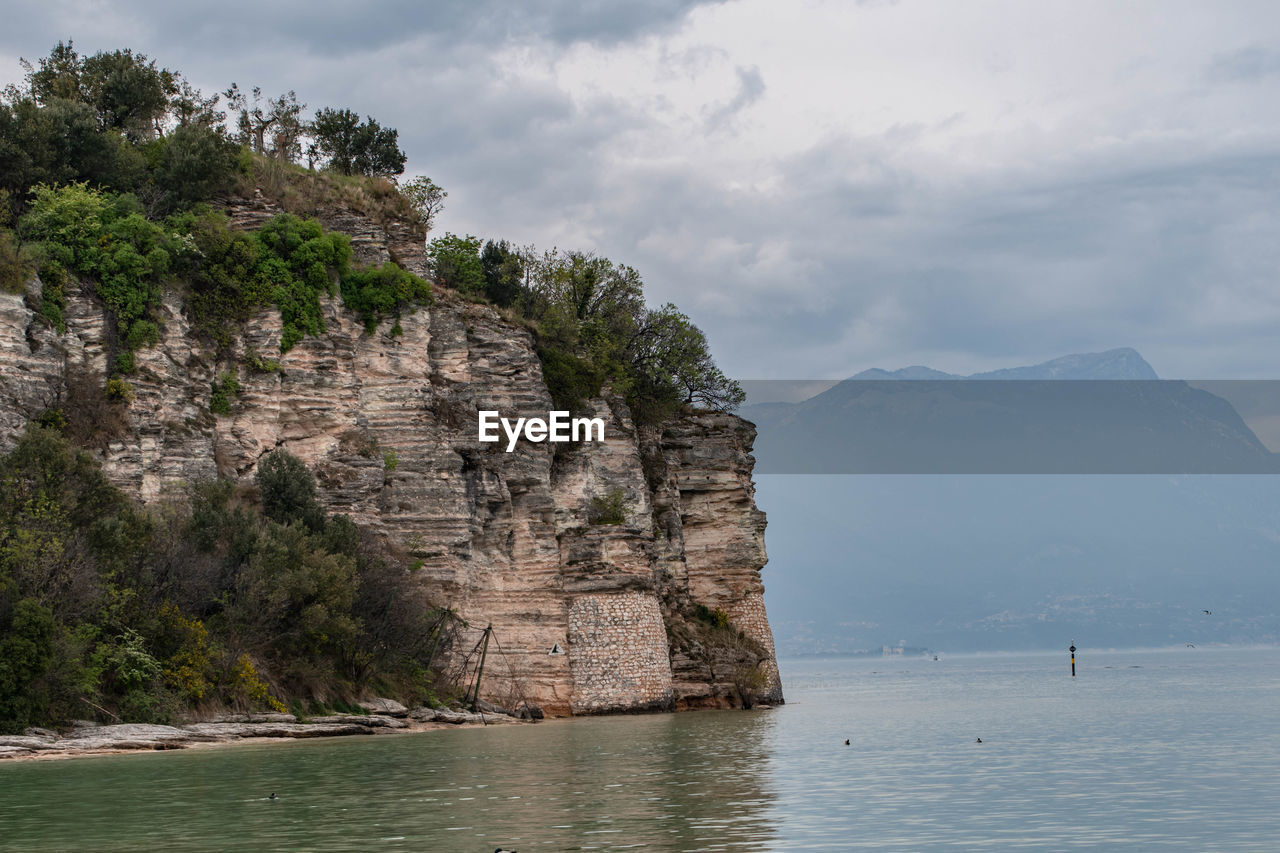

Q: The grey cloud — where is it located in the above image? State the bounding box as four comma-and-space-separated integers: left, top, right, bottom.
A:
0, 0, 726, 61
1206, 45, 1280, 83
518, 128, 1280, 380
704, 65, 764, 128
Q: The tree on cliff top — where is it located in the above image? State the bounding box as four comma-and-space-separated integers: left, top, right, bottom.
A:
311, 107, 407, 177
23, 41, 178, 142
223, 85, 306, 162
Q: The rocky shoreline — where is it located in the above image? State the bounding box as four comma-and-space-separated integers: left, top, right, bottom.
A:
0, 702, 531, 761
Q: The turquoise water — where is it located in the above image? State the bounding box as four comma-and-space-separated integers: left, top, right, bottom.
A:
2, 647, 1279, 850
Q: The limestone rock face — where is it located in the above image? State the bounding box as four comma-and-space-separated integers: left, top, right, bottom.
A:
0, 201, 782, 715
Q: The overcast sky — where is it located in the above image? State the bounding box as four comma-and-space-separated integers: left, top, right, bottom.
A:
5, 0, 1280, 379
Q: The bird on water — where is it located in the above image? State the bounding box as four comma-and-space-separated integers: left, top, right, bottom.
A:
495, 848, 518, 853
975, 738, 982, 743
844, 739, 850, 745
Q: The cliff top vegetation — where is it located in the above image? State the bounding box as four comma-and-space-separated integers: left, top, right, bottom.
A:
0, 40, 742, 425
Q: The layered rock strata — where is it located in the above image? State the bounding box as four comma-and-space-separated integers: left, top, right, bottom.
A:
0, 200, 782, 715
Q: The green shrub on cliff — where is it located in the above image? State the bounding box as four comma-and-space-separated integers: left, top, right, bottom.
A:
340, 261, 432, 333
35, 257, 68, 331
171, 208, 353, 353
19, 183, 414, 361
172, 207, 272, 349
255, 448, 324, 530
693, 603, 731, 630
148, 125, 245, 213
20, 182, 171, 360
255, 213, 352, 350
588, 488, 627, 525
209, 370, 239, 415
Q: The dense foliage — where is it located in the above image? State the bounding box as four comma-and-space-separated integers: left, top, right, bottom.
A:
1, 41, 407, 211
426, 233, 485, 297
0, 429, 454, 732
0, 40, 414, 273
0, 42, 243, 220
20, 182, 168, 351
15, 182, 429, 373
173, 205, 356, 353
426, 237, 745, 422
341, 262, 434, 334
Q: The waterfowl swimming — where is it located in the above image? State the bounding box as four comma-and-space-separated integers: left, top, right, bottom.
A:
975, 738, 982, 743
844, 739, 850, 745
268, 793, 277, 800
494, 848, 518, 853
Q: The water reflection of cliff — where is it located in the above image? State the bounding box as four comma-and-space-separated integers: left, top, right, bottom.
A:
416, 711, 780, 850
0, 711, 782, 851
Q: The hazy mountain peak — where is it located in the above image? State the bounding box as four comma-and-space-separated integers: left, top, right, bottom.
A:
967, 348, 1159, 380
849, 347, 1159, 382
848, 365, 960, 380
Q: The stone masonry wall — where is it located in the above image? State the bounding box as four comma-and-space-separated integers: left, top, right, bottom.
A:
567, 592, 674, 714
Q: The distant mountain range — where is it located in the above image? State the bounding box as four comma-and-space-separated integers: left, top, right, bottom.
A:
743, 349, 1279, 474
848, 347, 1160, 381
752, 349, 1280, 655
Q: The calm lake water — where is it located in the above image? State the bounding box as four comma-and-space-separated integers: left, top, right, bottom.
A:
2, 647, 1279, 850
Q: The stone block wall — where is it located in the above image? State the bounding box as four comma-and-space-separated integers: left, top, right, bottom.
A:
726, 591, 783, 704
567, 592, 674, 713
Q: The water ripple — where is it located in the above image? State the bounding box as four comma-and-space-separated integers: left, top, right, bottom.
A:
2, 648, 1279, 850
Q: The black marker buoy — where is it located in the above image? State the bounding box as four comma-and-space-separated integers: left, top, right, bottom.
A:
1069, 643, 1076, 677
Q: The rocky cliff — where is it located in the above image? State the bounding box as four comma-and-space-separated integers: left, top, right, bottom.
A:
0, 197, 782, 716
